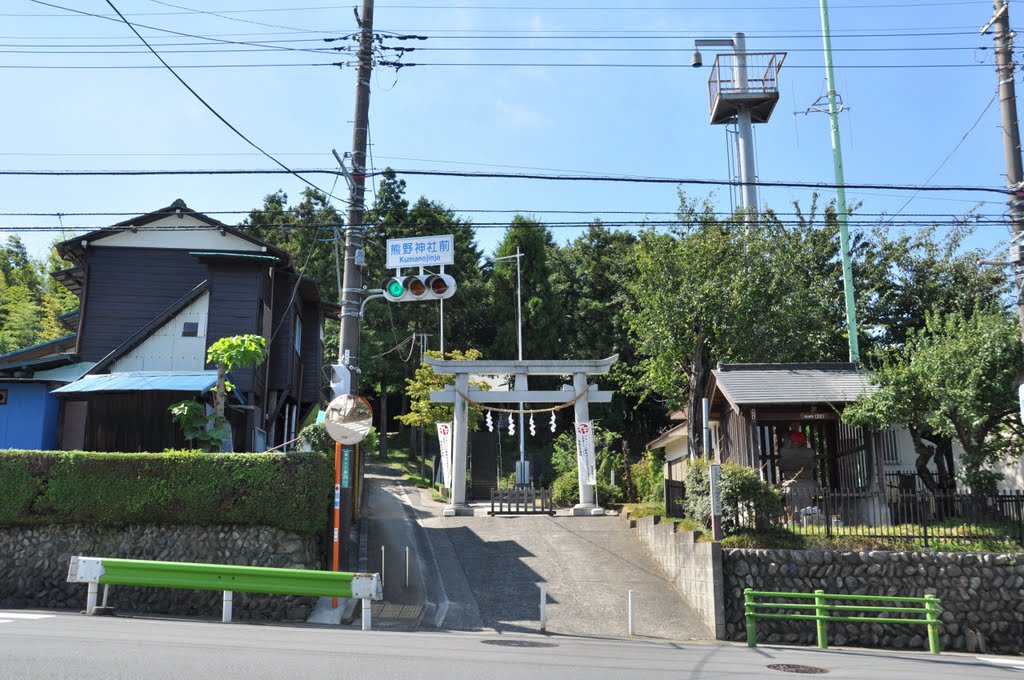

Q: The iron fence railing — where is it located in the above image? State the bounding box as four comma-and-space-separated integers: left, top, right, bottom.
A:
488, 487, 556, 516
770, 488, 1024, 547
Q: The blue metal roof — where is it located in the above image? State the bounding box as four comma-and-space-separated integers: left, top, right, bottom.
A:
52, 370, 220, 395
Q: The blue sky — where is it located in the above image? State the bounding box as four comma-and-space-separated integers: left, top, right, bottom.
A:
0, 0, 1013, 267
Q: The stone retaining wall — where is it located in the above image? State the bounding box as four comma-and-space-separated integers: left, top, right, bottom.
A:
723, 548, 1024, 655
0, 525, 325, 621
623, 514, 723, 638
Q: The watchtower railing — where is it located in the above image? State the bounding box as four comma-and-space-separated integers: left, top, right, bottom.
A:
708, 51, 786, 109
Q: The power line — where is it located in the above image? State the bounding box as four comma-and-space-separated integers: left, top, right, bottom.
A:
0, 44, 987, 55
888, 92, 999, 221
372, 168, 1012, 196
0, 166, 1009, 195
0, 209, 1000, 219
0, 62, 341, 69
0, 1, 984, 16
25, 1, 342, 55
0, 219, 1007, 233
83, 0, 346, 206
145, 0, 317, 34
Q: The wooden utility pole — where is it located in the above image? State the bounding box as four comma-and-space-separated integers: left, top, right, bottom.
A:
339, 0, 375, 390
985, 0, 1024, 338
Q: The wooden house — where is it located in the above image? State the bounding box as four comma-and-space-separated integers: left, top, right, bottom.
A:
30, 199, 338, 452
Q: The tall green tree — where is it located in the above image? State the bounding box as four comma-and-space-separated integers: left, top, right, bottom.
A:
549, 222, 665, 453
360, 171, 486, 399
855, 223, 1008, 354
486, 216, 560, 361
843, 309, 1024, 493
625, 196, 846, 456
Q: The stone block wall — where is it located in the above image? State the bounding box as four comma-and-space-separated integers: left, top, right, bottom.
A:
723, 548, 1024, 655
626, 515, 723, 637
0, 525, 325, 622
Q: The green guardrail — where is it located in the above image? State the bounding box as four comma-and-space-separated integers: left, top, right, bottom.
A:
68, 556, 382, 627
743, 588, 942, 654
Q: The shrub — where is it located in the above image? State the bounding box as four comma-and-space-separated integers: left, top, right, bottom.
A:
683, 459, 781, 533
551, 471, 579, 506
547, 425, 626, 505
299, 422, 378, 456
631, 450, 665, 503
550, 470, 622, 507
0, 449, 332, 535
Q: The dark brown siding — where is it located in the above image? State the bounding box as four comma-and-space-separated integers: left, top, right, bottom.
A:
83, 392, 189, 452
79, 247, 207, 362
205, 262, 262, 395
268, 276, 297, 391
300, 301, 323, 404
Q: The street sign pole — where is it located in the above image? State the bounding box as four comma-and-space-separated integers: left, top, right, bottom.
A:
332, 442, 341, 608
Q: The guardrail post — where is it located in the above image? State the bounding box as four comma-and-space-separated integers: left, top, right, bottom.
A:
814, 589, 828, 649
628, 590, 635, 636
744, 588, 756, 647
86, 582, 98, 614
222, 591, 233, 623
925, 594, 940, 654
362, 598, 372, 631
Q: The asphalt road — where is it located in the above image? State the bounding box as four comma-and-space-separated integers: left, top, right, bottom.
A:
2, 610, 1022, 680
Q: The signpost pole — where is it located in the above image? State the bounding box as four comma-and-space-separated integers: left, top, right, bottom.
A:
710, 463, 724, 541
332, 441, 341, 608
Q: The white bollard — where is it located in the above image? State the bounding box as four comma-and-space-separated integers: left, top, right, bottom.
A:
86, 582, 98, 614
381, 545, 385, 588
362, 598, 372, 631
628, 590, 635, 636
405, 546, 410, 588
539, 583, 547, 632
222, 591, 233, 623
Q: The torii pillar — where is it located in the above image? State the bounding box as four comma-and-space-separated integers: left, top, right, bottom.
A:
427, 356, 618, 517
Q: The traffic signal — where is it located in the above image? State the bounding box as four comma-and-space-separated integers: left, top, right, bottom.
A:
381, 273, 457, 302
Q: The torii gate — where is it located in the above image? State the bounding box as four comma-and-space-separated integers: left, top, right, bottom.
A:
427, 355, 617, 517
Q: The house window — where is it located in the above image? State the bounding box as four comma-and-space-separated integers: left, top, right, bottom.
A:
182, 322, 199, 337
293, 314, 302, 355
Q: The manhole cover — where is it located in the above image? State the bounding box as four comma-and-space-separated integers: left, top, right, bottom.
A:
482, 640, 557, 649
767, 664, 829, 674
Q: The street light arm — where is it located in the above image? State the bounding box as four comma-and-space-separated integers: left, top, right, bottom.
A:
694, 38, 735, 48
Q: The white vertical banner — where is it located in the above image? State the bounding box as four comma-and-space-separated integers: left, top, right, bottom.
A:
436, 422, 453, 488
575, 421, 598, 486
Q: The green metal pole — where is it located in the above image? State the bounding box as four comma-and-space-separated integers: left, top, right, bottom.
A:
925, 594, 941, 654
744, 588, 757, 647
814, 589, 829, 649
819, 0, 860, 364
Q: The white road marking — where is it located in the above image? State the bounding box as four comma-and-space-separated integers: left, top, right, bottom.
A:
0, 613, 56, 624
978, 656, 1024, 670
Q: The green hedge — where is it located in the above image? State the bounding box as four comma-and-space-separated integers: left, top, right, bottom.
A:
0, 449, 332, 536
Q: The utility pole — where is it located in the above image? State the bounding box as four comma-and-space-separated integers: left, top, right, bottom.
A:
819, 0, 861, 364
338, 0, 375, 392
985, 0, 1024, 340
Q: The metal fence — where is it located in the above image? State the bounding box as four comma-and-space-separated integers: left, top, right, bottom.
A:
665, 479, 686, 518
488, 487, 556, 516
773, 488, 1024, 547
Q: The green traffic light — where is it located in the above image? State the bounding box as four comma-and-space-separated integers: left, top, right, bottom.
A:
387, 280, 405, 298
